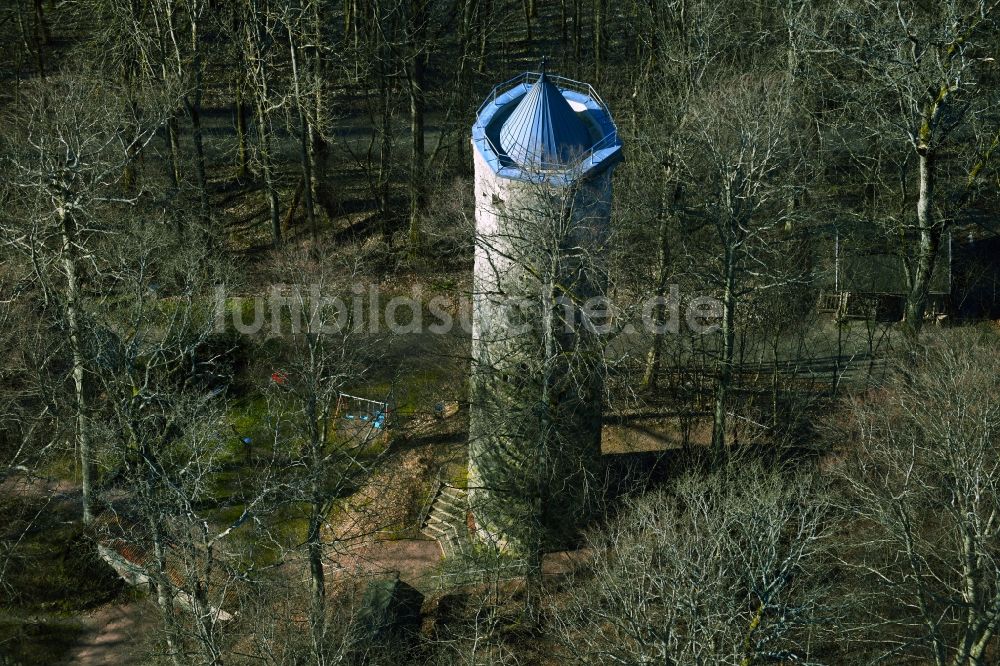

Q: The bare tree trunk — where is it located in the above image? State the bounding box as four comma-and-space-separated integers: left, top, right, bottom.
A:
260, 129, 282, 246
187, 96, 208, 218
231, 7, 251, 182
311, 130, 331, 222
768, 342, 779, 431
644, 0, 658, 71
459, 0, 479, 90
477, 0, 490, 73
167, 114, 182, 189
122, 0, 142, 194
560, 0, 568, 50
12, 6, 30, 94
189, 525, 223, 666
298, 127, 317, 237
307, 508, 326, 660
33, 0, 50, 44
244, 0, 281, 246
253, 78, 281, 245
592, 0, 603, 79
712, 244, 736, 458
783, 1, 801, 231
186, 4, 209, 222
16, 3, 45, 76
309, 0, 331, 221
289, 24, 316, 236
153, 2, 181, 191
903, 150, 939, 338
526, 269, 559, 620
375, 19, 392, 230
407, 0, 427, 255
122, 120, 140, 192
408, 82, 424, 252
151, 520, 184, 666
640, 170, 674, 391
304, 360, 328, 661
60, 209, 93, 524
573, 0, 582, 72
343, 0, 354, 43
522, 0, 533, 43
283, 177, 305, 232
31, 0, 48, 74
235, 91, 250, 180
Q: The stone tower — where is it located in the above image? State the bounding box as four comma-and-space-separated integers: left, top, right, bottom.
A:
468, 70, 622, 547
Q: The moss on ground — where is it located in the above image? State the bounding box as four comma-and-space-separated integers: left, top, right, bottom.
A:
2, 513, 123, 613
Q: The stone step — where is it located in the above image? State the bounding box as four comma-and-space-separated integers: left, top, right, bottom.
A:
444, 538, 464, 556
429, 503, 465, 523
422, 483, 471, 558
435, 498, 466, 516
427, 516, 456, 531
434, 495, 469, 515
440, 486, 467, 500
421, 528, 448, 544
444, 531, 468, 554
429, 512, 464, 529
423, 521, 451, 536
428, 522, 464, 547
423, 527, 461, 557
425, 518, 464, 541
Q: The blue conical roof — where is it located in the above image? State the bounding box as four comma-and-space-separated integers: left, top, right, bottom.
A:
499, 73, 592, 170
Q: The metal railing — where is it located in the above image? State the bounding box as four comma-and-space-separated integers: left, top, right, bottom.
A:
474, 71, 620, 174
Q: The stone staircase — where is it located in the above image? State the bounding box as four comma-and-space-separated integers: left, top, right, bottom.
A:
420, 483, 470, 558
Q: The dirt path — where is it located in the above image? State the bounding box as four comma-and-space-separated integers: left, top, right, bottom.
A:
330, 538, 443, 590
63, 601, 155, 665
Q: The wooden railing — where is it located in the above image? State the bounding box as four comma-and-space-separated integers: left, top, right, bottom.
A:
815, 290, 948, 322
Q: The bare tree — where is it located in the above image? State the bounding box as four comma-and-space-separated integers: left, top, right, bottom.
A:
838, 327, 1000, 666
366, 0, 401, 229
422, 545, 528, 665
0, 76, 161, 523
402, 0, 429, 254
259, 246, 391, 664
87, 222, 275, 665
624, 0, 727, 393
241, 0, 284, 246
0, 273, 66, 598
554, 460, 835, 665
827, 0, 1000, 337
282, 0, 335, 236
90, 0, 211, 212
678, 75, 800, 455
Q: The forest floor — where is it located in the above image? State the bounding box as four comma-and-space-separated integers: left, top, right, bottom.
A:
1, 275, 897, 663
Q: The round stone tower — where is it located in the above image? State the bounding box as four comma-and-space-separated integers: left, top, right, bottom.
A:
468, 70, 622, 548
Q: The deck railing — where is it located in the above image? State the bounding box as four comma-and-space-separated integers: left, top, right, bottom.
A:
473, 71, 619, 174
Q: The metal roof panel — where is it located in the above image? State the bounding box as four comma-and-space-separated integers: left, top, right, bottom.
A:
499, 72, 593, 170
473, 72, 623, 183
